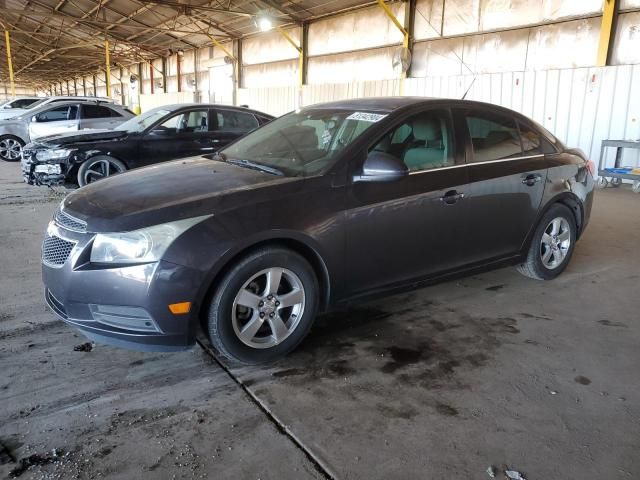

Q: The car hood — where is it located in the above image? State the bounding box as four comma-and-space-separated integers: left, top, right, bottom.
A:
39, 129, 129, 146
0, 109, 26, 120
63, 156, 303, 232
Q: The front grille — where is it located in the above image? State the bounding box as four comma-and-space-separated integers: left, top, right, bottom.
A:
42, 234, 76, 267
55, 209, 87, 233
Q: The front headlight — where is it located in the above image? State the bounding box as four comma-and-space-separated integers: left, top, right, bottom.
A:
35, 148, 75, 161
90, 216, 210, 264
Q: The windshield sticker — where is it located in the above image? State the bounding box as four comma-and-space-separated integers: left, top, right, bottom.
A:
321, 129, 332, 146
346, 112, 388, 123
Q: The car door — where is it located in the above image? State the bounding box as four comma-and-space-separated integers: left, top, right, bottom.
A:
345, 107, 472, 295
209, 108, 260, 149
79, 104, 124, 130
29, 104, 80, 140
139, 109, 212, 165
455, 108, 548, 262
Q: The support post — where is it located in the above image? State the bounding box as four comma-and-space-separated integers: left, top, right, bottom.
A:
176, 53, 181, 92
82, 76, 87, 96
207, 35, 238, 105
119, 67, 125, 105
4, 30, 15, 97
377, 0, 410, 94
275, 26, 303, 108
161, 57, 167, 93
73, 78, 78, 95
104, 38, 111, 97
597, 0, 618, 66
150, 61, 154, 94
92, 74, 97, 96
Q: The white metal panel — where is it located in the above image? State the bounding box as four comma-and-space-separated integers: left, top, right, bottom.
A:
611, 12, 640, 65
308, 3, 405, 56
243, 27, 301, 65
462, 29, 528, 73
620, 0, 640, 8
243, 59, 298, 88
443, 0, 481, 35
526, 18, 599, 70
412, 38, 466, 77
307, 47, 398, 84
414, 0, 444, 40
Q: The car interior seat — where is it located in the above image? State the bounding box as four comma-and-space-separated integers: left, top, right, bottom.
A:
403, 117, 448, 171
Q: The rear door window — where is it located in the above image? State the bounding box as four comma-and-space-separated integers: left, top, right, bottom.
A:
82, 104, 114, 119
517, 122, 544, 155
465, 113, 522, 162
215, 110, 259, 133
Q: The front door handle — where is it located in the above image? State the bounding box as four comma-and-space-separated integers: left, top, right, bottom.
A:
522, 173, 542, 186
439, 190, 465, 205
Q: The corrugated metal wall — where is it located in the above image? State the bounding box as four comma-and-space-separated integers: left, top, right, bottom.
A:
238, 64, 640, 167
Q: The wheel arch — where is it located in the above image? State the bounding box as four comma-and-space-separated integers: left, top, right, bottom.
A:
197, 235, 332, 331
524, 192, 584, 254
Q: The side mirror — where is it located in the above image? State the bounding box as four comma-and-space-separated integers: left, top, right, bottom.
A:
31, 116, 38, 123
148, 128, 169, 137
353, 151, 408, 183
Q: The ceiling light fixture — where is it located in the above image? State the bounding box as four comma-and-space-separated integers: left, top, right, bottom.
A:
257, 16, 273, 32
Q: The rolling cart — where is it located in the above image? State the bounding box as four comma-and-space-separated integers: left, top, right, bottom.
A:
597, 139, 640, 193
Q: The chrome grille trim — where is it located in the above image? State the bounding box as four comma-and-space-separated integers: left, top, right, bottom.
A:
55, 209, 87, 233
42, 233, 76, 267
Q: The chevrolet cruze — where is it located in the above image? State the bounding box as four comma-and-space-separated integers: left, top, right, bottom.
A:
41, 97, 595, 364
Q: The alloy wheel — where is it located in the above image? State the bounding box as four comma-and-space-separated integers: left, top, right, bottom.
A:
82, 158, 126, 184
0, 138, 22, 161
231, 267, 306, 349
540, 217, 571, 269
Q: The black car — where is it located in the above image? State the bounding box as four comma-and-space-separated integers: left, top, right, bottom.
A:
41, 97, 594, 364
22, 103, 273, 187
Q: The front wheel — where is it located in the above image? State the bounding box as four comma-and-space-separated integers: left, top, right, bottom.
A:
0, 135, 24, 162
77, 156, 127, 187
207, 247, 319, 364
517, 203, 577, 280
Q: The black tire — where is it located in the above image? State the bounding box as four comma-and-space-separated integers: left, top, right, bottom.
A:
0, 135, 25, 162
77, 156, 127, 187
517, 203, 577, 280
207, 247, 319, 364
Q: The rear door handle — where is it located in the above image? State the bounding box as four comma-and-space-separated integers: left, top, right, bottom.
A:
439, 190, 465, 205
522, 173, 542, 186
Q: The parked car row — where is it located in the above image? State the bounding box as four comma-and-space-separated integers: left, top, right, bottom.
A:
0, 97, 124, 162
21, 103, 273, 186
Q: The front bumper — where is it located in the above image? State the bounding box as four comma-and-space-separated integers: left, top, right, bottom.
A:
21, 146, 70, 186
42, 216, 205, 352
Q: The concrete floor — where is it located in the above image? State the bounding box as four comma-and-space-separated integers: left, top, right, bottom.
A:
1, 158, 638, 480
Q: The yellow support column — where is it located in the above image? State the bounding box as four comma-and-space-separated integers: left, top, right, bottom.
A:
207, 35, 238, 105
377, 0, 409, 95
597, 0, 617, 66
4, 30, 15, 97
275, 27, 303, 108
104, 39, 111, 97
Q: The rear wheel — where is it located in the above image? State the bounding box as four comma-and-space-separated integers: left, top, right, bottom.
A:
517, 203, 577, 280
207, 247, 319, 364
0, 135, 24, 162
77, 156, 126, 186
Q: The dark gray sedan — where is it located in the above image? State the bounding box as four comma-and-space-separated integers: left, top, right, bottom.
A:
41, 97, 594, 364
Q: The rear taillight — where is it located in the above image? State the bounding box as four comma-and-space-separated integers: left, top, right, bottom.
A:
585, 160, 595, 176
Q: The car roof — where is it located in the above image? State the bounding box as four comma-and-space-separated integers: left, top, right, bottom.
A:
302, 96, 532, 118
148, 103, 273, 117
28, 100, 122, 112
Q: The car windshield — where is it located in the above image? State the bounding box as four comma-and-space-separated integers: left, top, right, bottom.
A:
117, 108, 171, 133
25, 98, 48, 109
220, 108, 387, 177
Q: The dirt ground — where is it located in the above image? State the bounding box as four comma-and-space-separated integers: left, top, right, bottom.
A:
1, 158, 638, 480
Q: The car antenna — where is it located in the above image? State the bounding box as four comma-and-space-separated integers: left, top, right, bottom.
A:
461, 75, 477, 100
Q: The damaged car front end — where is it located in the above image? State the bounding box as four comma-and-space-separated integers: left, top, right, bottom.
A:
22, 142, 79, 186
